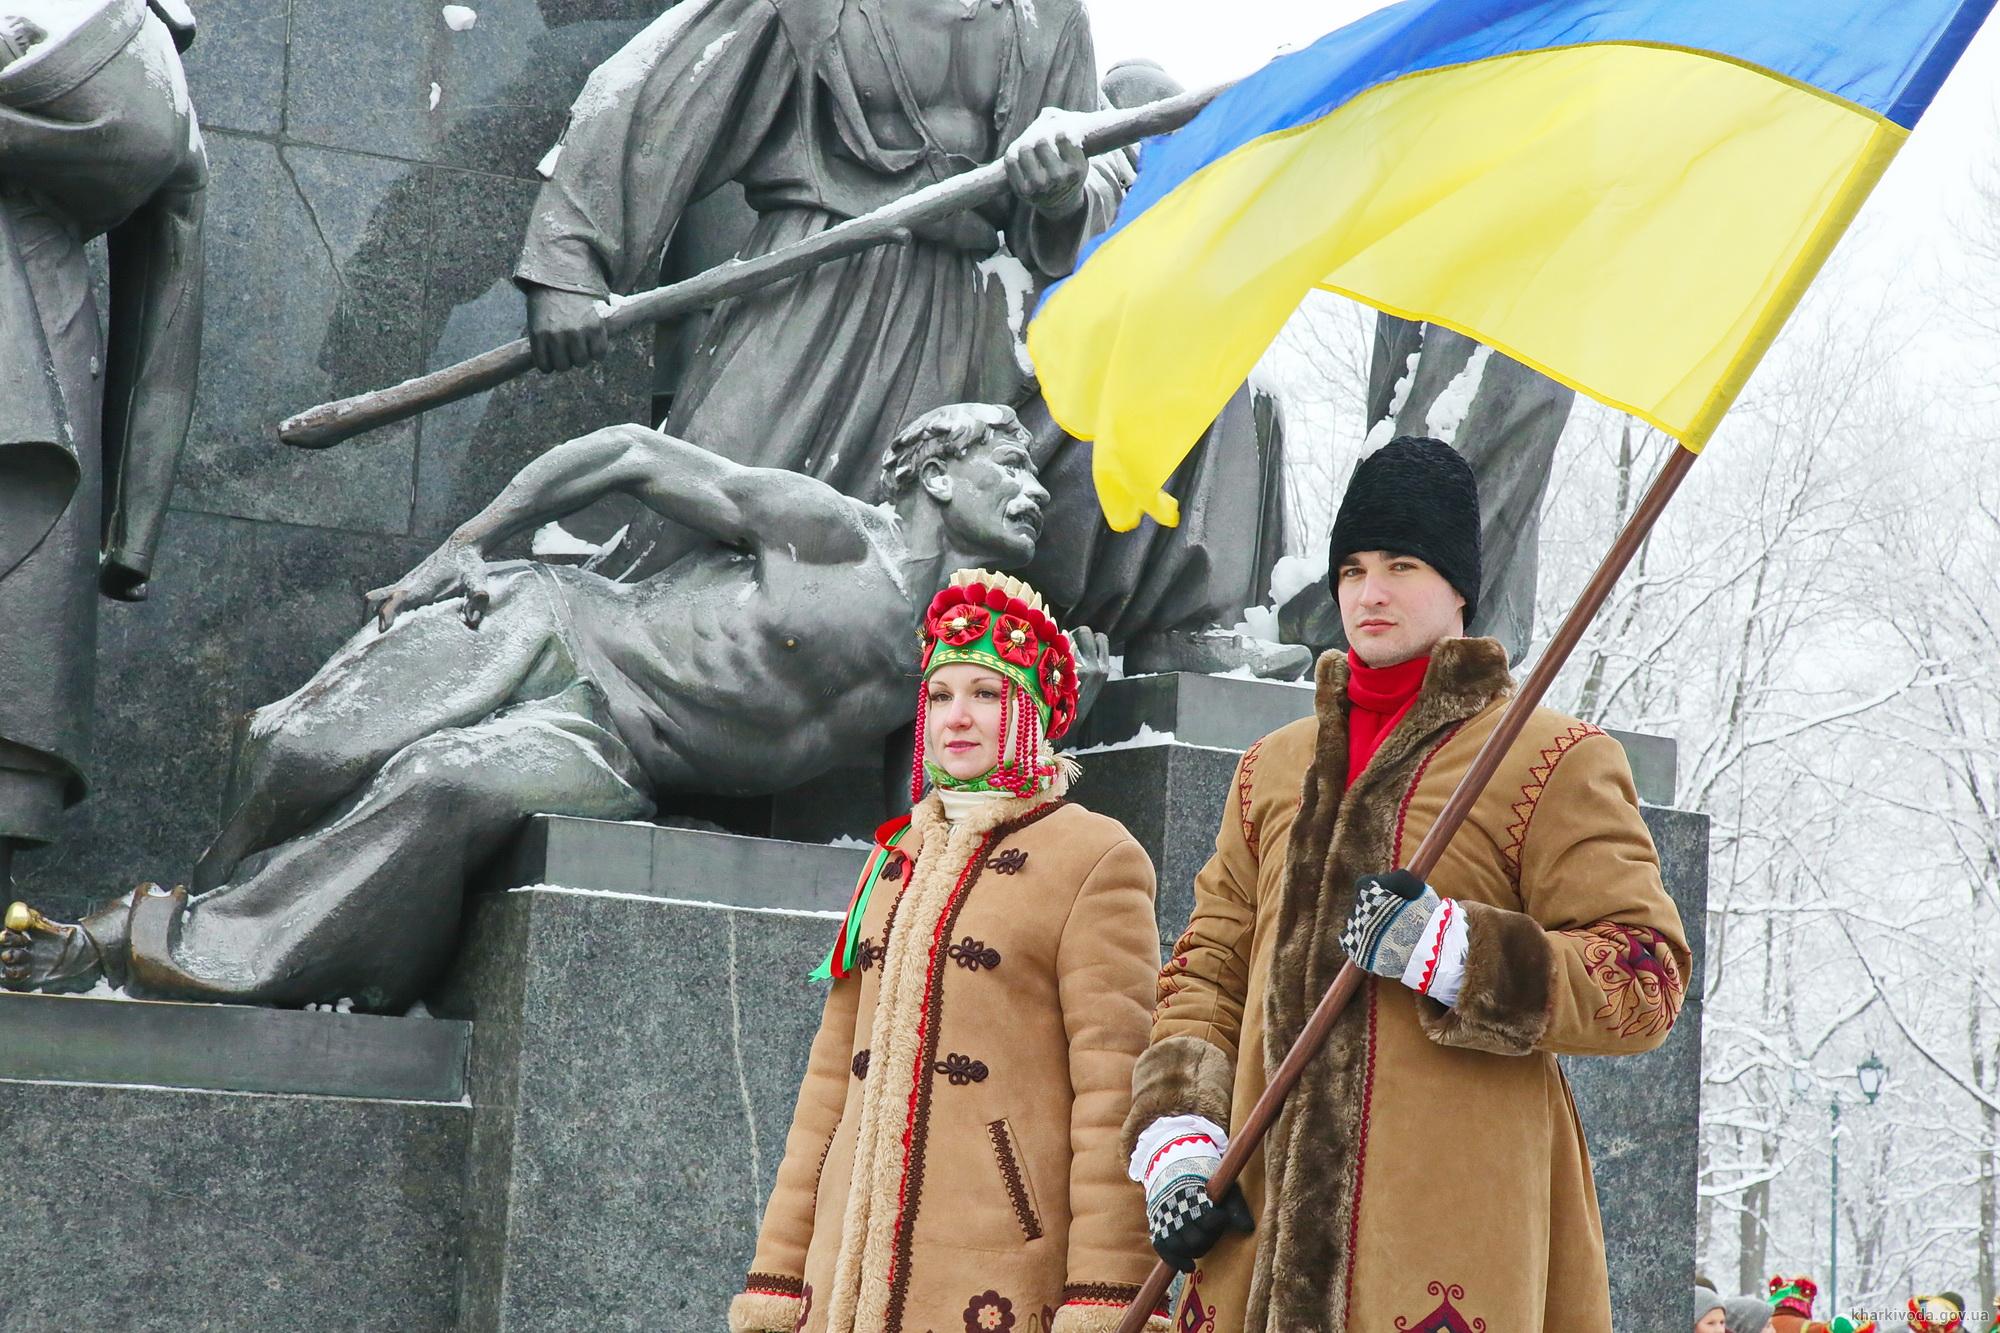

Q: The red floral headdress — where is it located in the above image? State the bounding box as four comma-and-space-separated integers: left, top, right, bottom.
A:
913, 569, 1080, 800
1770, 1276, 1818, 1318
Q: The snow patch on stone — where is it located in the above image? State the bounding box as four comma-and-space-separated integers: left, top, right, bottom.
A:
1066, 724, 1179, 755
535, 143, 563, 179
1426, 344, 1491, 445
510, 883, 843, 920
1267, 552, 1326, 609
428, 81, 442, 111
531, 521, 605, 558
1363, 349, 1421, 453
441, 5, 477, 31
570, 3, 705, 121
690, 30, 737, 78
976, 248, 1037, 376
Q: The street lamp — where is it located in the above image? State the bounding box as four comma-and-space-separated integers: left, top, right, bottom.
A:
1856, 1052, 1886, 1104
1828, 1053, 1890, 1315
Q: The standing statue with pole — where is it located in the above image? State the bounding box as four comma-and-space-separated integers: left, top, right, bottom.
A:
508, 0, 1112, 576
1018, 0, 1994, 1327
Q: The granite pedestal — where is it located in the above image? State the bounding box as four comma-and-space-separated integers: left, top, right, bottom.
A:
0, 993, 471, 1332
436, 885, 840, 1331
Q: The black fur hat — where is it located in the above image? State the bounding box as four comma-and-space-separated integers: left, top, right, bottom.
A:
1326, 435, 1481, 623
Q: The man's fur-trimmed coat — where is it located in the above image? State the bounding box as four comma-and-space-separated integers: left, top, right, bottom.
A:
732, 779, 1171, 1333
1128, 639, 1691, 1332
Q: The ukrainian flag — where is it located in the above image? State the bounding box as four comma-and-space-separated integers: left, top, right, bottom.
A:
1029, 0, 1993, 530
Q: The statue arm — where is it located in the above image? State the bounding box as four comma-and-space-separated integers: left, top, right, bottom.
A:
514, 0, 794, 299
100, 164, 207, 600
449, 424, 862, 563
1008, 10, 1123, 281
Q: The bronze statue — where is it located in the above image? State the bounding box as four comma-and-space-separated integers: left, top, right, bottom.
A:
515, 0, 1112, 575
0, 0, 206, 892
1, 405, 1105, 1010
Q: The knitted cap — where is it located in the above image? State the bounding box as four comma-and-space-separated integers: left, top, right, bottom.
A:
1326, 435, 1481, 624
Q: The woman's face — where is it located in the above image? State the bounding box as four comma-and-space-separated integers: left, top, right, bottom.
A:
1695, 1310, 1728, 1333
925, 663, 1008, 782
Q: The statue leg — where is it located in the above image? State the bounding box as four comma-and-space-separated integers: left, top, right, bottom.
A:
197, 565, 582, 892
113, 685, 652, 1010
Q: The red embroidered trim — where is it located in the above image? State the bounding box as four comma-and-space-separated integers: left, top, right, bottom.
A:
1392, 725, 1461, 866
1236, 738, 1265, 860
1143, 1133, 1219, 1177
744, 1272, 804, 1298
1343, 981, 1380, 1320
1500, 723, 1604, 882
1153, 923, 1202, 1021
884, 800, 1065, 1329
1416, 898, 1454, 995
1394, 1279, 1488, 1332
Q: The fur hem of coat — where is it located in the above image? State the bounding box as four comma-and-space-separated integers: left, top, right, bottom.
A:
1121, 1033, 1236, 1160
823, 775, 1071, 1333
727, 1288, 802, 1333
1249, 638, 1517, 1330
1051, 1303, 1170, 1332
1415, 898, 1555, 1056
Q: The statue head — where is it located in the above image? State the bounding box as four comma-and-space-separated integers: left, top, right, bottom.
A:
882, 403, 1047, 565
1103, 58, 1183, 111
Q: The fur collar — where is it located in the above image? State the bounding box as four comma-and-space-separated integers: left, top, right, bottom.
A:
903, 769, 1071, 863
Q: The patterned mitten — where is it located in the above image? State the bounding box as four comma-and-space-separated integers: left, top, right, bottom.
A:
1341, 868, 1443, 979
1144, 1149, 1254, 1274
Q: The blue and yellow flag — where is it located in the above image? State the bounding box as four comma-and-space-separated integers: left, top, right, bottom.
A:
1029, 0, 1994, 530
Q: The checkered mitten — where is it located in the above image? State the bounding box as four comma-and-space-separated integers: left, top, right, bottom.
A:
1341, 868, 1443, 979
1144, 1149, 1253, 1273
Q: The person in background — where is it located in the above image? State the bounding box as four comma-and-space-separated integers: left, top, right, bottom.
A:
1723, 1294, 1778, 1333
1696, 1291, 1728, 1333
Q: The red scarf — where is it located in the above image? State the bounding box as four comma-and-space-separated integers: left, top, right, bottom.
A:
1345, 649, 1429, 787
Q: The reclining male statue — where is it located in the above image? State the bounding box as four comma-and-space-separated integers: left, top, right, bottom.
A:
0, 403, 1090, 1011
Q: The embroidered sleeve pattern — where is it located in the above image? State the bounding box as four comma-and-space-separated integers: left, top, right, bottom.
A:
1563, 921, 1685, 1041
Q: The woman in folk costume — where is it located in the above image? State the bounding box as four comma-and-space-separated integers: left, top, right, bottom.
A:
731, 569, 1171, 1333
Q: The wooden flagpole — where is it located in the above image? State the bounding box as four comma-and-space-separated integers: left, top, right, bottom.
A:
1114, 444, 1697, 1332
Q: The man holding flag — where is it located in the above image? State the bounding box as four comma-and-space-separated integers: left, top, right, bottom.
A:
1020, 0, 1990, 1324
1123, 436, 1689, 1329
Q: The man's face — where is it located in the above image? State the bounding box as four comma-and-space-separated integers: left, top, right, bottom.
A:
1336, 550, 1465, 667
935, 428, 1047, 564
